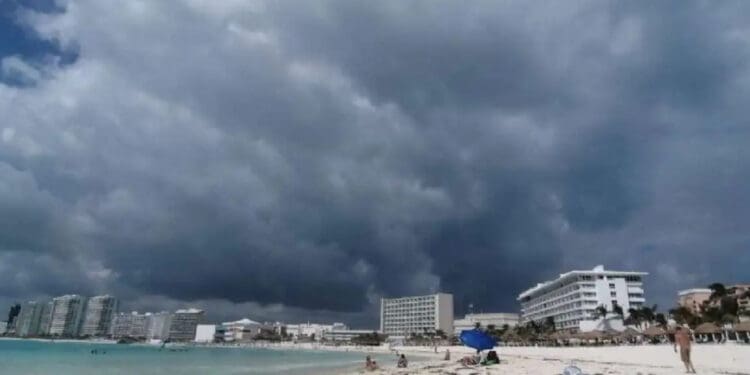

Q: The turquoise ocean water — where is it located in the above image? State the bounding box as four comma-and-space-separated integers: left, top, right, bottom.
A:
0, 339, 394, 375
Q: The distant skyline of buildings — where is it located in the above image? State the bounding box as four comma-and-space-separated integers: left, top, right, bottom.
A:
3, 266, 746, 342
4, 294, 204, 342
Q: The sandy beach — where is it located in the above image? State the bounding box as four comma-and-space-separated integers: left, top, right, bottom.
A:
333, 344, 750, 375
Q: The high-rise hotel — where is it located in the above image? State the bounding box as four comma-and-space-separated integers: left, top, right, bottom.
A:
518, 265, 647, 331
49, 295, 88, 337
80, 295, 118, 337
380, 293, 454, 336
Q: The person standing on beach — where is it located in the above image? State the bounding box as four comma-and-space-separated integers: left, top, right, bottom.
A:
674, 326, 696, 373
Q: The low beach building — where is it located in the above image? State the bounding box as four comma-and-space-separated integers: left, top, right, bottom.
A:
518, 265, 647, 331
322, 328, 374, 342
380, 293, 454, 337
219, 318, 270, 342
194, 324, 217, 343
282, 322, 347, 341
453, 312, 519, 334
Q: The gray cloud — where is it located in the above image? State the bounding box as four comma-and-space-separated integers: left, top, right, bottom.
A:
0, 0, 749, 325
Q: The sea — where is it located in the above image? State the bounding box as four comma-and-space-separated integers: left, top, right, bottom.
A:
0, 339, 394, 374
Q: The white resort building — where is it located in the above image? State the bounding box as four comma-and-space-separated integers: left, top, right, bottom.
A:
219, 318, 272, 342
518, 265, 647, 331
453, 312, 520, 334
380, 293, 454, 336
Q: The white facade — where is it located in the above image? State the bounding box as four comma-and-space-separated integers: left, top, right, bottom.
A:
111, 311, 153, 338
80, 295, 118, 337
578, 314, 627, 332
322, 329, 374, 342
283, 322, 347, 341
49, 295, 87, 337
380, 293, 454, 336
220, 318, 267, 342
194, 324, 217, 343
168, 308, 204, 341
146, 312, 172, 340
453, 313, 519, 334
518, 265, 647, 331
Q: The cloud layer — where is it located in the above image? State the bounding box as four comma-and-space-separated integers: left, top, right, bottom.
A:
1, 0, 749, 324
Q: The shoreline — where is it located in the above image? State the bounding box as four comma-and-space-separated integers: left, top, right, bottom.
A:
0, 336, 117, 345
3, 337, 749, 374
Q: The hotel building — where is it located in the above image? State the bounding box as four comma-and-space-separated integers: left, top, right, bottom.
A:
518, 265, 647, 331
677, 288, 713, 314
15, 301, 44, 337
380, 293, 454, 336
111, 311, 151, 338
168, 308, 205, 341
49, 295, 87, 337
453, 312, 519, 335
146, 312, 172, 340
80, 295, 118, 337
38, 301, 54, 335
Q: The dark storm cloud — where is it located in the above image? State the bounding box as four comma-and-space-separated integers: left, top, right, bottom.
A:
1, 0, 750, 324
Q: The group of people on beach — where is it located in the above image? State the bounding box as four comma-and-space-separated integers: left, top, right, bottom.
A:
363, 324, 699, 373
364, 353, 409, 371
458, 349, 499, 366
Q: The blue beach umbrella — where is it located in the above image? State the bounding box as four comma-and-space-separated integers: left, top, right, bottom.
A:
459, 329, 496, 352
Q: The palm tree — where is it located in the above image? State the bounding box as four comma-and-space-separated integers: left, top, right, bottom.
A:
543, 316, 556, 333
706, 282, 739, 327
708, 283, 728, 301
655, 313, 667, 327
612, 303, 624, 317
669, 306, 701, 329
626, 308, 642, 328
593, 305, 608, 319
435, 329, 446, 339
641, 305, 658, 327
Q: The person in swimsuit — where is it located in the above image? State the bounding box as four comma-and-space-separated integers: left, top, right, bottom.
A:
674, 326, 696, 373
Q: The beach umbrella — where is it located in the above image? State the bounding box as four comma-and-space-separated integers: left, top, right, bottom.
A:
694, 323, 721, 335
619, 328, 641, 339
642, 325, 666, 337
459, 329, 496, 351
734, 322, 750, 332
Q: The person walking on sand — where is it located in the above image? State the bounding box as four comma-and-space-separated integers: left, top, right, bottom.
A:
674, 326, 696, 373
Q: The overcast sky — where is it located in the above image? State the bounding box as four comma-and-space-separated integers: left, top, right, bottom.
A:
1, 0, 749, 327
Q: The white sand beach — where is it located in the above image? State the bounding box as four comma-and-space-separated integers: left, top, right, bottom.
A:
334, 344, 750, 375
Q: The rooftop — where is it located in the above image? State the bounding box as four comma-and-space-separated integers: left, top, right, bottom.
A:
678, 288, 713, 296
517, 265, 648, 300
175, 308, 204, 314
